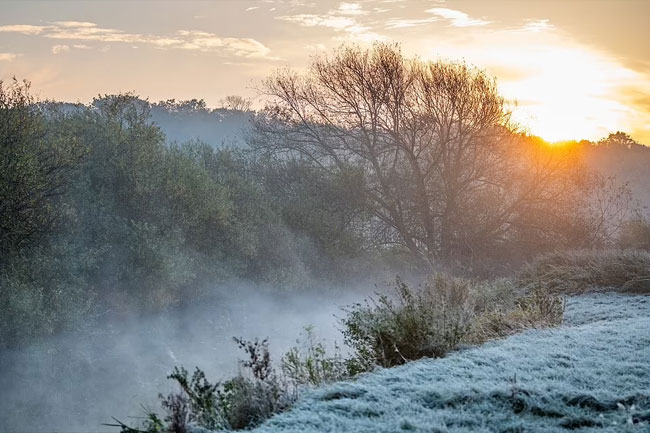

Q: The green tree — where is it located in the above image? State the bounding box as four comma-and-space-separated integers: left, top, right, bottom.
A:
0, 78, 84, 256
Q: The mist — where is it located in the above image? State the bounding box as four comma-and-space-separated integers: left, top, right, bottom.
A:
0, 280, 381, 432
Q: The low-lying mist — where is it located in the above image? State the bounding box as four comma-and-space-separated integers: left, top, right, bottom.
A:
0, 281, 378, 433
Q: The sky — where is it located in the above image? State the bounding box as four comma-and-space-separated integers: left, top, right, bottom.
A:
1, 0, 649, 144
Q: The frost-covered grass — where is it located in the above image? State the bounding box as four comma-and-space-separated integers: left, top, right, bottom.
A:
251, 294, 650, 432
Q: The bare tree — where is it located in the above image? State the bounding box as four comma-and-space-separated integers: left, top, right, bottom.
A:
253, 44, 592, 268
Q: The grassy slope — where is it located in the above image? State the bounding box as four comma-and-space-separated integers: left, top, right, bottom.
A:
252, 294, 650, 432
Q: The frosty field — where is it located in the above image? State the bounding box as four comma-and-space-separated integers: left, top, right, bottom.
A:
252, 293, 650, 433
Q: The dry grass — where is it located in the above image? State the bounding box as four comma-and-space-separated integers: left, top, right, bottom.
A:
518, 249, 650, 295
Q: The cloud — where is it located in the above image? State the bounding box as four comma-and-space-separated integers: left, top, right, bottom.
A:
51, 44, 70, 54
246, 6, 259, 11
305, 43, 327, 51
50, 43, 91, 54
520, 19, 554, 33
52, 21, 97, 28
384, 17, 438, 29
176, 30, 274, 58
279, 14, 357, 31
426, 7, 491, 27
337, 3, 367, 16
0, 53, 18, 61
0, 21, 275, 59
0, 24, 48, 35
277, 3, 385, 42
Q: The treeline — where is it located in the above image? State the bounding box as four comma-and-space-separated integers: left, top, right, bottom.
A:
1, 44, 649, 348
0, 81, 371, 348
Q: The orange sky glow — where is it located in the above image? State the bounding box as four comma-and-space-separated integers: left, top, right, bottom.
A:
1, 0, 649, 144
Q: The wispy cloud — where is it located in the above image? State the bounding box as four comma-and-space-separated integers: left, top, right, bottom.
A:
384, 17, 438, 29
337, 3, 367, 16
279, 14, 357, 31
52, 21, 97, 28
426, 7, 491, 27
175, 30, 275, 58
520, 19, 553, 33
0, 21, 275, 59
0, 24, 48, 35
277, 2, 385, 42
50, 43, 91, 54
51, 44, 70, 54
0, 52, 19, 61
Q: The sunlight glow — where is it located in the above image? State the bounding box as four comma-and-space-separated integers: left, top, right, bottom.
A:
414, 27, 649, 144
502, 46, 637, 142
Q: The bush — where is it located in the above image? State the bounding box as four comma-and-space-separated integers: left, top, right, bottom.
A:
341, 276, 474, 369
518, 249, 650, 294
281, 326, 351, 387
340, 275, 565, 369
115, 338, 296, 433
618, 217, 650, 250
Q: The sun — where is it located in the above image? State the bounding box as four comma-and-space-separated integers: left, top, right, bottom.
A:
496, 43, 638, 143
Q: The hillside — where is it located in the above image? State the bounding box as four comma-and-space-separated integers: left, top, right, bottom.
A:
252, 294, 650, 432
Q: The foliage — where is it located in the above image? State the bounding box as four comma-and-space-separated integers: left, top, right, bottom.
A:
341, 276, 474, 369
281, 326, 351, 387
0, 239, 98, 348
218, 95, 252, 112
518, 249, 650, 294
618, 217, 650, 250
0, 78, 85, 256
341, 275, 565, 369
120, 338, 296, 433
165, 367, 221, 430
254, 158, 371, 279
0, 87, 379, 347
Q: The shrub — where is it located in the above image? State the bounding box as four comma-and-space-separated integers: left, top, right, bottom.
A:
518, 249, 650, 294
221, 338, 295, 430
115, 338, 296, 433
281, 326, 351, 387
340, 275, 476, 369
618, 217, 650, 250
340, 275, 565, 369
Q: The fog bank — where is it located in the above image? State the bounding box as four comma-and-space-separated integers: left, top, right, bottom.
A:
0, 282, 377, 432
